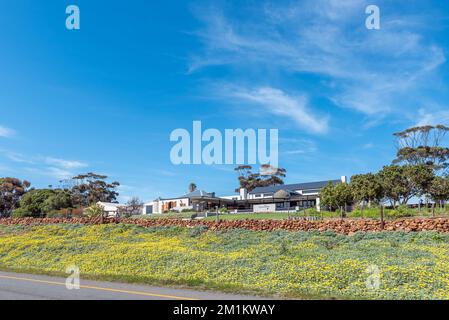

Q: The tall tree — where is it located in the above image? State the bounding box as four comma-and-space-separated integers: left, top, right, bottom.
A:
70, 173, 120, 206
428, 176, 449, 215
14, 189, 72, 217
188, 183, 197, 193
319, 181, 352, 218
333, 183, 353, 218
393, 125, 449, 172
234, 165, 286, 192
350, 173, 384, 217
378, 165, 410, 207
320, 182, 338, 211
0, 178, 31, 217
378, 164, 434, 207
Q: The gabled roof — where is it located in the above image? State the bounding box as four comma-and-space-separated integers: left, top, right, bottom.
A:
249, 180, 341, 194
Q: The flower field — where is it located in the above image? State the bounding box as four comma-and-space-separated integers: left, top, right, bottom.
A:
0, 223, 449, 299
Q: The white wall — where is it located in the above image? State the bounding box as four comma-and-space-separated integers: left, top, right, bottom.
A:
253, 204, 276, 213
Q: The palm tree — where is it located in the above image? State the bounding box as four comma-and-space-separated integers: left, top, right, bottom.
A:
188, 183, 197, 193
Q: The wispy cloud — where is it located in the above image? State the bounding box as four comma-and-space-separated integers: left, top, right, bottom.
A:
45, 157, 88, 170
281, 138, 318, 155
2, 150, 34, 164
222, 86, 329, 134
0, 126, 15, 138
46, 167, 75, 180
416, 108, 449, 127
190, 0, 446, 118
0, 149, 89, 180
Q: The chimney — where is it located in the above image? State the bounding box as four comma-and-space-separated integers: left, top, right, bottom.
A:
341, 176, 347, 184
240, 188, 248, 200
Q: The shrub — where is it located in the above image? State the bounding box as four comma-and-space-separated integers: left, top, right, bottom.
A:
84, 204, 104, 217
46, 209, 72, 218
390, 205, 413, 218
219, 207, 229, 214
11, 208, 33, 218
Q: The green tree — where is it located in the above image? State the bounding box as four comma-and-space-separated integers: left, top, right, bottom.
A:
378, 164, 434, 207
42, 190, 73, 213
428, 176, 449, 216
406, 164, 435, 200
70, 173, 120, 206
377, 165, 409, 207
234, 165, 286, 192
320, 182, 337, 211
188, 183, 197, 193
350, 173, 383, 217
17, 189, 55, 217
393, 125, 449, 172
333, 183, 353, 218
16, 189, 73, 217
0, 177, 31, 217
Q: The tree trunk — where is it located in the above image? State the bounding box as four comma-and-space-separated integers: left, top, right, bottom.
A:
340, 206, 343, 220
432, 203, 435, 218
361, 203, 364, 219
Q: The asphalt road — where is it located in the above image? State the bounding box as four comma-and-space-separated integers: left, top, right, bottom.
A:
0, 271, 265, 300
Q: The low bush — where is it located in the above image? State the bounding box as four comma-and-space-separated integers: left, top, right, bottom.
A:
11, 208, 34, 218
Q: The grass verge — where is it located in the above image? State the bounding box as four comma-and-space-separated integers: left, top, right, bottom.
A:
1, 223, 449, 299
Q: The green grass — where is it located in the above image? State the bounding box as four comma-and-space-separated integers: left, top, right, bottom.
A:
132, 206, 449, 222
208, 207, 449, 221
1, 223, 449, 299
204, 211, 316, 221
133, 212, 196, 220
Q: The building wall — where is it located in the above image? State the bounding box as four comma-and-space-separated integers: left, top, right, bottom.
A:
143, 198, 191, 214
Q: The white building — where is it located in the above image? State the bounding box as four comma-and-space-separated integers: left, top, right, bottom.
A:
142, 177, 346, 215
97, 202, 126, 217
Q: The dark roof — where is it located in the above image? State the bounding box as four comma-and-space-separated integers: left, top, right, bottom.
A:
249, 180, 341, 194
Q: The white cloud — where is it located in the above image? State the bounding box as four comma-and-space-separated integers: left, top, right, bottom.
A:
0, 150, 89, 181
46, 167, 75, 180
362, 143, 374, 149
1, 150, 34, 164
190, 1, 446, 117
45, 157, 88, 169
416, 108, 449, 126
0, 126, 15, 138
226, 86, 329, 134
281, 138, 318, 155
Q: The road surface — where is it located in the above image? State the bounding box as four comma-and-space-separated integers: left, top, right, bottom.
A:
0, 271, 266, 300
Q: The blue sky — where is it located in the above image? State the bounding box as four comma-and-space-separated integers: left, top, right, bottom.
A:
1, 0, 449, 202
